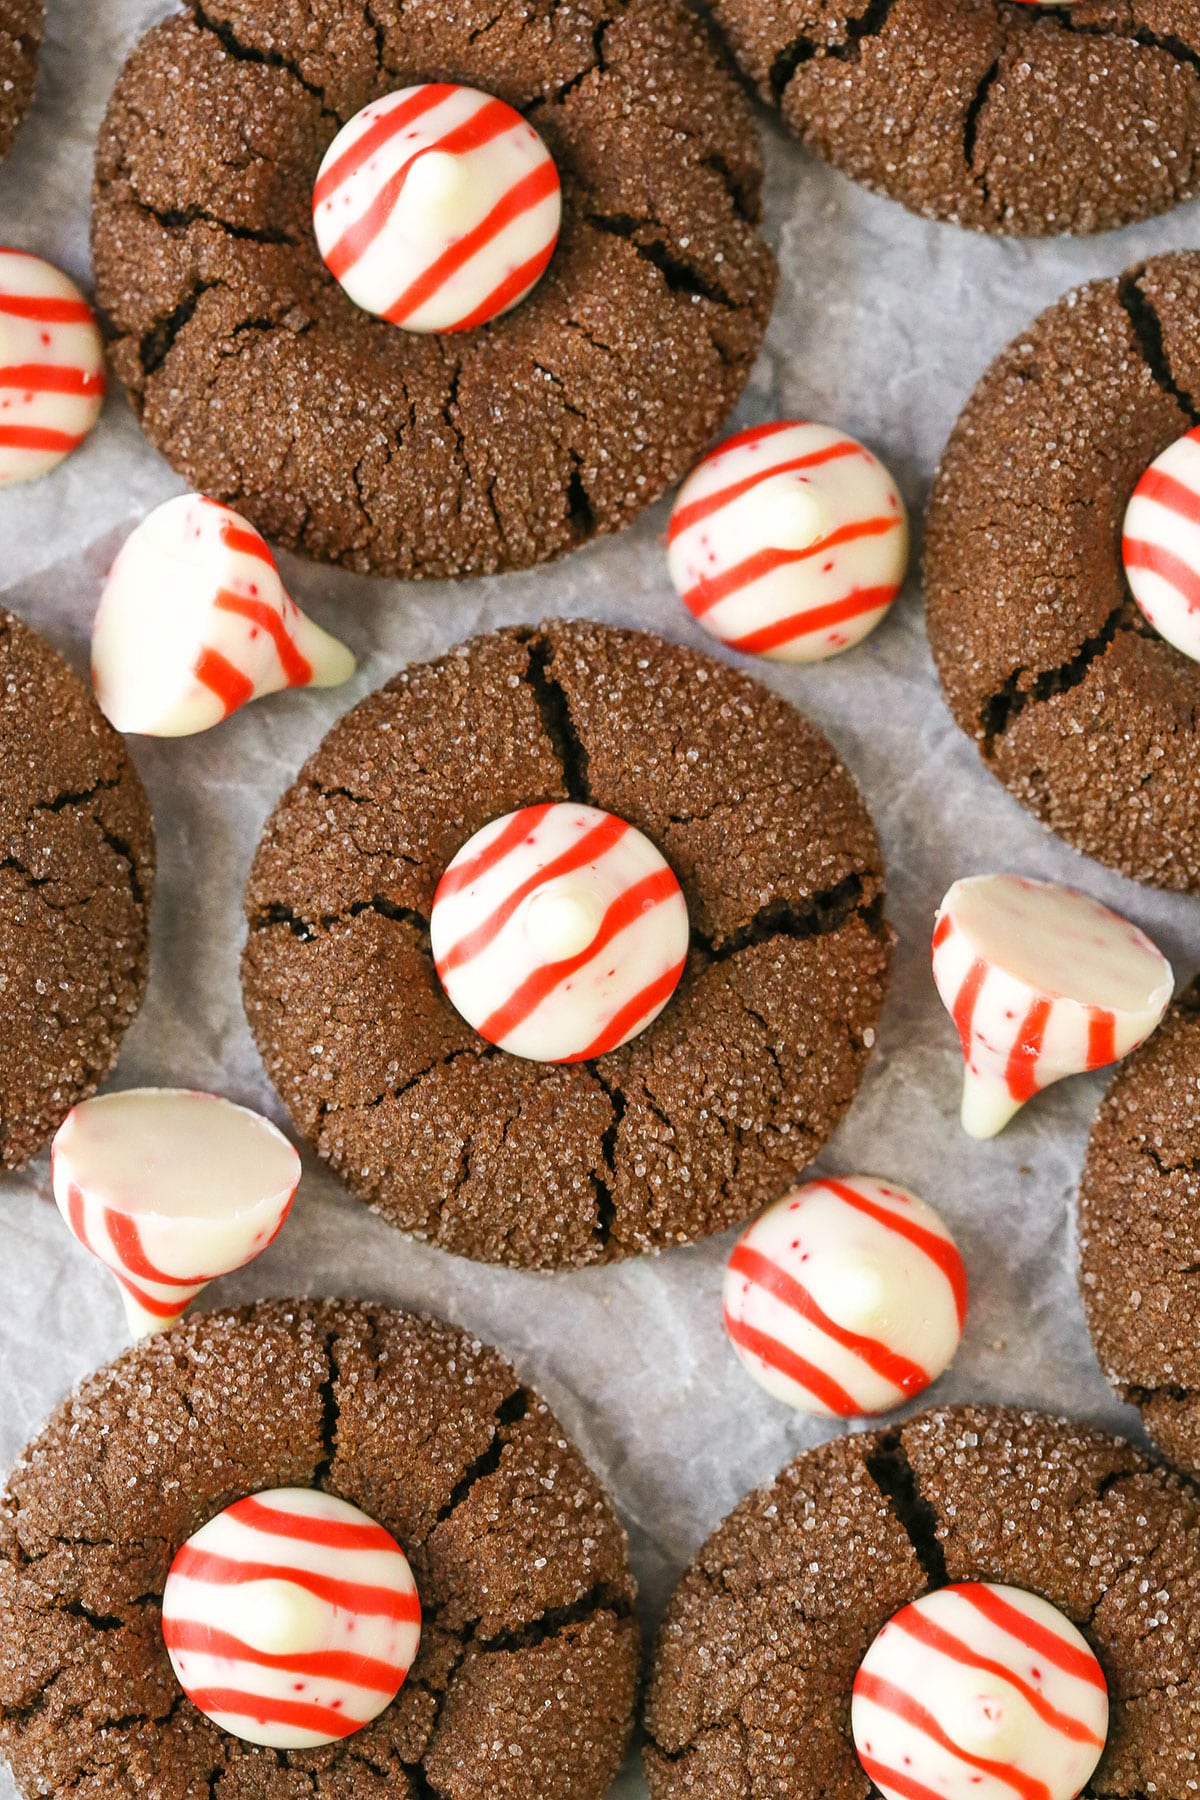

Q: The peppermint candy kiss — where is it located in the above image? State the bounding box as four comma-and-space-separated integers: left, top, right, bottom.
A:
52, 1089, 301, 1337
853, 1583, 1109, 1800
933, 874, 1172, 1139
1123, 427, 1200, 662
313, 85, 561, 334
0, 248, 106, 486
667, 420, 909, 661
162, 1488, 421, 1749
431, 802, 690, 1063
92, 495, 355, 736
723, 1176, 967, 1417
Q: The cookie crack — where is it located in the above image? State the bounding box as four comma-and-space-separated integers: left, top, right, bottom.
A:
1033, 9, 1200, 83
979, 597, 1142, 751
865, 1430, 949, 1590
188, 2, 334, 112
517, 629, 592, 803
962, 55, 1001, 205
249, 895, 430, 945
768, 0, 902, 100
694, 872, 872, 961
432, 1389, 530, 1528
313, 1330, 341, 1486
471, 1579, 635, 1654
1118, 266, 1200, 426
586, 213, 736, 309
138, 277, 221, 379
142, 200, 297, 248
589, 1069, 626, 1248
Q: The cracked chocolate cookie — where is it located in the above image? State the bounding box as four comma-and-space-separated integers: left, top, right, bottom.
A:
711, 1, 1200, 237
926, 249, 1200, 891
1080, 978, 1200, 1481
240, 619, 891, 1270
0, 0, 40, 165
0, 1298, 640, 1800
90, 0, 776, 580
644, 1404, 1200, 1798
0, 607, 153, 1169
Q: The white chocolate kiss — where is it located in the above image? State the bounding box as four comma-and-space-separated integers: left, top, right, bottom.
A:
431, 802, 690, 1063
92, 495, 355, 737
666, 420, 909, 663
52, 1089, 301, 1337
312, 84, 561, 334
932, 874, 1173, 1139
722, 1176, 966, 1418
852, 1583, 1108, 1800
1123, 427, 1200, 665
162, 1488, 421, 1750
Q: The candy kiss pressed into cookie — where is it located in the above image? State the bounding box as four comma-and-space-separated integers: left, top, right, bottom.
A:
313, 84, 561, 334
92, 495, 355, 736
932, 874, 1173, 1139
667, 421, 908, 661
0, 248, 105, 485
723, 1175, 966, 1417
853, 1583, 1108, 1800
162, 1487, 421, 1748
52, 1089, 301, 1336
431, 801, 689, 1062
1123, 426, 1200, 664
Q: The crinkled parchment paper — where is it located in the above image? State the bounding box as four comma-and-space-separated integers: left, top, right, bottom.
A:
3, 4, 1200, 1793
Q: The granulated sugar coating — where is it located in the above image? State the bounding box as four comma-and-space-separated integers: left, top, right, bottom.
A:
0, 606, 153, 1168
89, 0, 775, 580
1080, 978, 1200, 1480
710, 0, 1200, 238
240, 620, 891, 1269
0, 0, 39, 165
926, 249, 1200, 893
644, 1404, 1200, 1799
0, 1299, 640, 1800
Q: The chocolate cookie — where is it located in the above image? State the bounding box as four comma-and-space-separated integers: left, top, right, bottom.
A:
90, 0, 775, 580
0, 1298, 640, 1800
0, 0, 40, 164
1079, 979, 1200, 1479
0, 607, 153, 1169
241, 620, 890, 1270
711, 1, 1200, 237
645, 1404, 1200, 1798
926, 249, 1200, 891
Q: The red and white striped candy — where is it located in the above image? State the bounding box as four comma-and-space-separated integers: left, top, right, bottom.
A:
92, 494, 355, 736
666, 420, 909, 662
162, 1488, 421, 1750
52, 1089, 301, 1338
932, 874, 1172, 1140
1123, 427, 1200, 662
852, 1582, 1109, 1800
0, 248, 106, 486
431, 802, 689, 1063
722, 1176, 967, 1418
312, 85, 561, 334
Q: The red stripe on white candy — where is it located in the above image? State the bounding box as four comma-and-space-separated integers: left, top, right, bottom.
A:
312, 85, 561, 333
666, 420, 909, 661
52, 1089, 301, 1337
722, 1176, 966, 1418
162, 1488, 421, 1749
430, 802, 689, 1063
852, 1583, 1108, 1800
92, 495, 355, 736
0, 248, 106, 486
1123, 426, 1200, 662
932, 874, 1172, 1140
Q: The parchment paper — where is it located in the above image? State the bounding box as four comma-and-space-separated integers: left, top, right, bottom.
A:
3, 4, 1200, 1793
